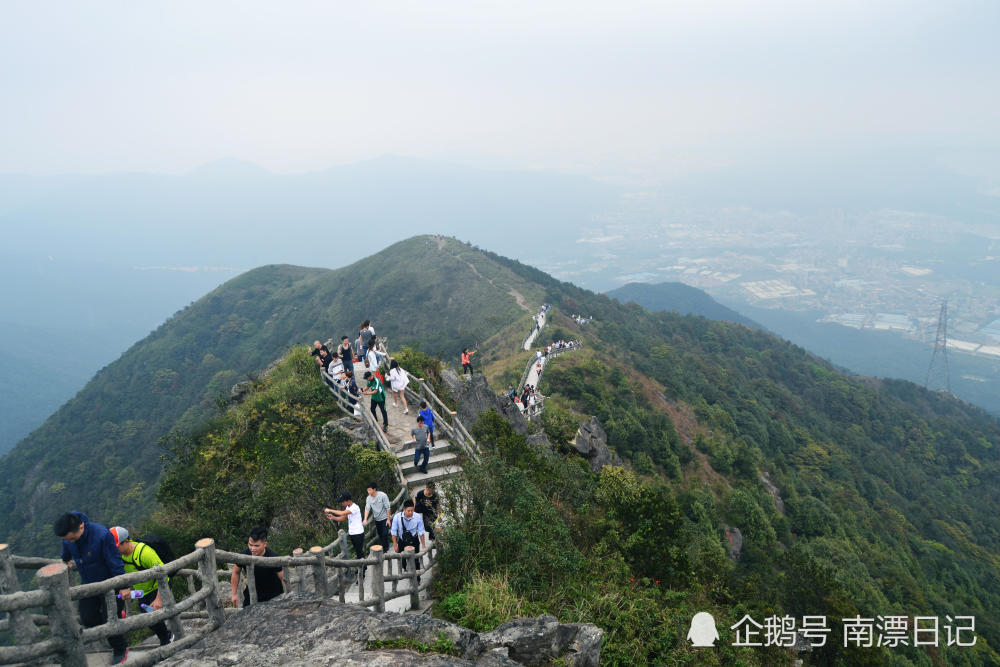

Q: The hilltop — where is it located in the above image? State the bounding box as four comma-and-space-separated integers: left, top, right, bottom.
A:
607, 280, 758, 327
2, 236, 999, 663
0, 236, 547, 555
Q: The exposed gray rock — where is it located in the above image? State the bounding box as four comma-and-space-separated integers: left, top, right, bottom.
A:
324, 417, 368, 443
481, 614, 602, 667
162, 594, 601, 667
443, 370, 529, 435
759, 471, 785, 515
229, 381, 254, 404
724, 525, 743, 560
571, 417, 620, 473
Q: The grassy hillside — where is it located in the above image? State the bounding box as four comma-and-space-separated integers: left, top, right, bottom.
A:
0, 236, 544, 555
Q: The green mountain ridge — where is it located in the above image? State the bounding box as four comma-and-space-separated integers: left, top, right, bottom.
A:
0, 236, 547, 555
3, 236, 999, 663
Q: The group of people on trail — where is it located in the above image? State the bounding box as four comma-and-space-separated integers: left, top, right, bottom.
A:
54, 512, 179, 664
507, 383, 540, 416
570, 314, 592, 325
324, 479, 439, 579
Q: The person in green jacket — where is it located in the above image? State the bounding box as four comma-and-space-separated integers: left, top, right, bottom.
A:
110, 527, 173, 646
362, 371, 389, 432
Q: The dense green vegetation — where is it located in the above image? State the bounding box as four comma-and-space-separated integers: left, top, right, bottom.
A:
152, 347, 397, 554
3, 236, 999, 665
0, 236, 542, 556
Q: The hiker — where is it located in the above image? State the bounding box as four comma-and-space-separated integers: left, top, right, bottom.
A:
388, 359, 410, 413
362, 482, 392, 551
507, 384, 517, 404
325, 492, 365, 577
414, 481, 440, 541
316, 347, 337, 372
230, 526, 285, 608
54, 512, 130, 664
461, 347, 476, 376
528, 391, 537, 416
337, 335, 355, 373
310, 340, 331, 361
342, 368, 361, 416
110, 527, 173, 646
391, 500, 426, 576
359, 320, 375, 359
362, 371, 389, 432
418, 401, 436, 446
409, 415, 431, 474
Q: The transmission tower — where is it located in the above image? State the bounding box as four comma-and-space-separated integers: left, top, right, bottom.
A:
925, 300, 950, 393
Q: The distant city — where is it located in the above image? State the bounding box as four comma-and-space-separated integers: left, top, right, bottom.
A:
538, 207, 1000, 366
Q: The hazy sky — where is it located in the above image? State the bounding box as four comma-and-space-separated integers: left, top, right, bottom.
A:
2, 0, 998, 182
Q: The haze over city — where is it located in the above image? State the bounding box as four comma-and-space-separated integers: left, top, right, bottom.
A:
1, 0, 999, 451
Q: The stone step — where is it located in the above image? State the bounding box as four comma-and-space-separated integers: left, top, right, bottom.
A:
404, 465, 462, 487
395, 440, 452, 456
398, 450, 459, 475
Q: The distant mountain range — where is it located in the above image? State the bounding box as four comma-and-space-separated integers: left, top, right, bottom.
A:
607, 281, 758, 328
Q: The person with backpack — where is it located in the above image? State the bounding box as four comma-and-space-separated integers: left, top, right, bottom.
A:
54, 512, 130, 664
391, 500, 426, 578
359, 320, 375, 359
110, 527, 174, 646
414, 481, 440, 541
362, 371, 388, 432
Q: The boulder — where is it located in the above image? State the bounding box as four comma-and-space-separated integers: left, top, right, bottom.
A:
481, 614, 602, 667
442, 369, 529, 435
724, 525, 743, 560
161, 594, 600, 666
570, 417, 620, 473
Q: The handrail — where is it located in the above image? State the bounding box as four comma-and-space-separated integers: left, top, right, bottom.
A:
402, 370, 480, 463
1, 534, 439, 665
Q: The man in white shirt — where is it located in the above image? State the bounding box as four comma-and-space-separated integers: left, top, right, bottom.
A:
391, 500, 427, 579
324, 492, 366, 577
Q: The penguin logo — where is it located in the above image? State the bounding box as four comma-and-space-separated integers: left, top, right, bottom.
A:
687, 612, 720, 647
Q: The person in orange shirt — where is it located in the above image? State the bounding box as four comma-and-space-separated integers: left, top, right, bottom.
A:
461, 347, 477, 376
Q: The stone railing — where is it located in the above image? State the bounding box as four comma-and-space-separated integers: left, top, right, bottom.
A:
0, 531, 438, 666
403, 370, 480, 463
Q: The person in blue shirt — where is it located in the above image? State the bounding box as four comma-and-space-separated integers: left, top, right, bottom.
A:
418, 401, 436, 447
55, 511, 130, 664
391, 500, 427, 579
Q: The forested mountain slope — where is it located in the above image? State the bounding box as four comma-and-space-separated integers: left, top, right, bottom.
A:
0, 236, 545, 555
3, 236, 998, 663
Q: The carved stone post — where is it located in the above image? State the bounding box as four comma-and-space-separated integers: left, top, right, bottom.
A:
0, 543, 41, 644
404, 546, 420, 610
246, 562, 259, 605
370, 545, 385, 613
195, 538, 226, 629
37, 563, 86, 667
291, 548, 305, 593
308, 546, 329, 598
156, 570, 184, 640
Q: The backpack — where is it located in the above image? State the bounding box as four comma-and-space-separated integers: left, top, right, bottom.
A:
398, 516, 420, 549
128, 533, 177, 575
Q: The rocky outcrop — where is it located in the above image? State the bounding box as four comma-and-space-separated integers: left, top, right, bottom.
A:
441, 369, 529, 434
724, 525, 743, 560
571, 417, 620, 473
324, 417, 368, 443
162, 594, 601, 666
